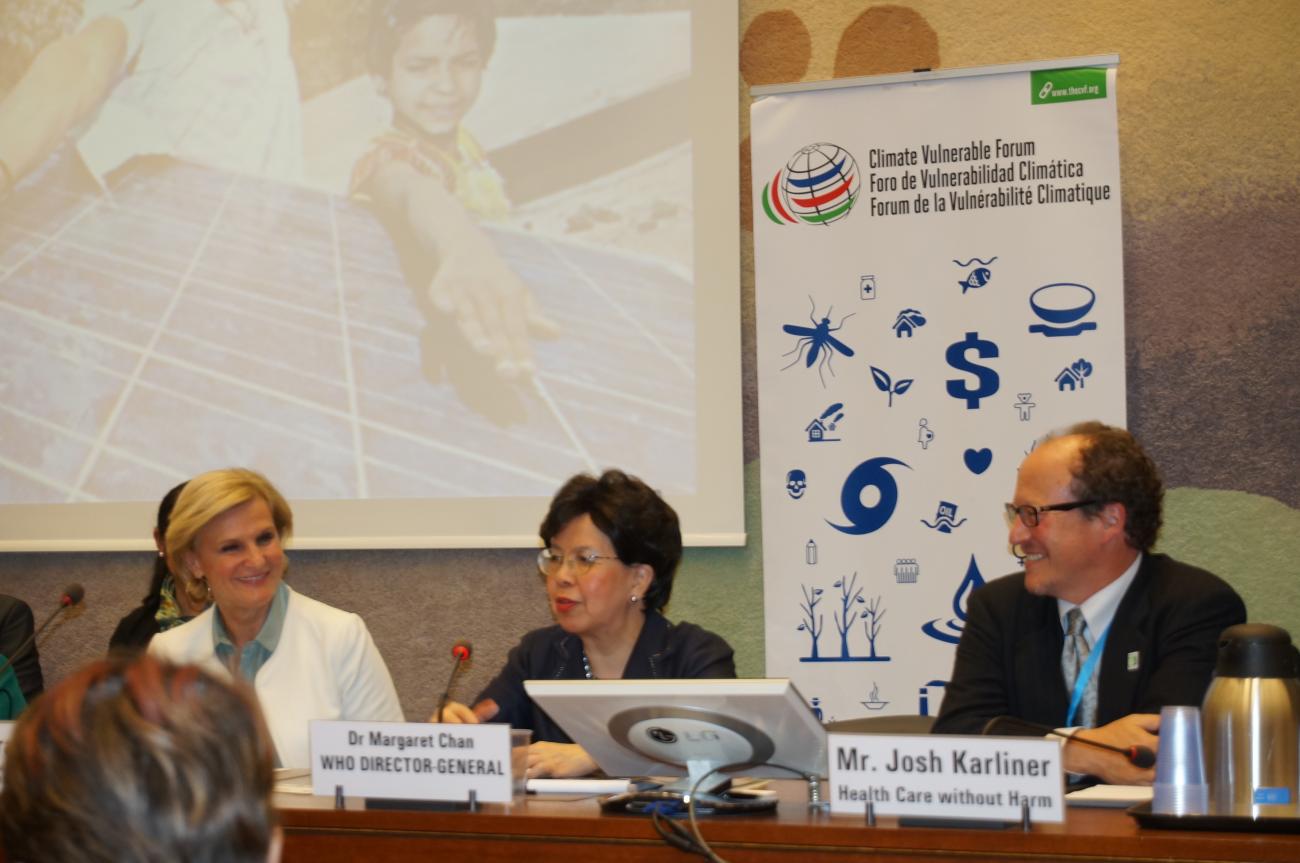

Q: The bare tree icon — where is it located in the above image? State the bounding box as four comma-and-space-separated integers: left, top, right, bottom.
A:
833, 572, 867, 659
798, 576, 891, 663
796, 584, 824, 660
862, 595, 889, 660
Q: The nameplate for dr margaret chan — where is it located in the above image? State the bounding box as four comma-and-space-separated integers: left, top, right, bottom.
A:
828, 733, 1065, 823
310, 720, 512, 803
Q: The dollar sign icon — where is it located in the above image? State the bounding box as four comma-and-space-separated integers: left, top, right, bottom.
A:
945, 331, 1000, 409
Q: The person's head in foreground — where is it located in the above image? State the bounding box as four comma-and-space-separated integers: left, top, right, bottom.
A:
166, 468, 294, 633
1008, 420, 1162, 604
538, 469, 682, 648
0, 654, 279, 863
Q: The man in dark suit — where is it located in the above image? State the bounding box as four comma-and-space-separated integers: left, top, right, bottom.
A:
1, 593, 44, 705
933, 422, 1245, 785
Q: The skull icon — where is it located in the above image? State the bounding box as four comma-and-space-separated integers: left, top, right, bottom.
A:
786, 469, 807, 499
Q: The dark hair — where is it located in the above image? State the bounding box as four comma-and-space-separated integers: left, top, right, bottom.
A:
367, 0, 497, 77
1060, 421, 1164, 551
0, 655, 276, 863
539, 470, 682, 612
144, 481, 187, 602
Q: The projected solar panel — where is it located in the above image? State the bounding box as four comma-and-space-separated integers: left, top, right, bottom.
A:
0, 155, 694, 504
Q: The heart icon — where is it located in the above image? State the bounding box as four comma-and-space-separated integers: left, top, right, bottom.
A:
964, 448, 993, 475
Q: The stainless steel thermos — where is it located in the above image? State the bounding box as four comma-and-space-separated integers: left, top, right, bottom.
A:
1201, 623, 1300, 817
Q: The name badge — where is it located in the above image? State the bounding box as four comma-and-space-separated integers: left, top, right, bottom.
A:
828, 733, 1065, 823
311, 720, 512, 803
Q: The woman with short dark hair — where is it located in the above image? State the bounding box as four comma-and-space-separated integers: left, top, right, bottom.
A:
439, 469, 735, 778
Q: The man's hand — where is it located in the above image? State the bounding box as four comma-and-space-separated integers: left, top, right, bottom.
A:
1064, 713, 1160, 785
524, 741, 598, 778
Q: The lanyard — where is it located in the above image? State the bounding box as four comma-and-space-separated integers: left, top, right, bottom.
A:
1065, 620, 1111, 727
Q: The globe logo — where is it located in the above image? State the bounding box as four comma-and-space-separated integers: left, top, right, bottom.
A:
761, 143, 860, 226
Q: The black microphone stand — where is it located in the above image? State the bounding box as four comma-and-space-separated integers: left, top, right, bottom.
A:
0, 592, 82, 683
435, 642, 472, 723
982, 715, 1156, 768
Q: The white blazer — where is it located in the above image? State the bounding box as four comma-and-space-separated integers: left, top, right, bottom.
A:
150, 585, 403, 768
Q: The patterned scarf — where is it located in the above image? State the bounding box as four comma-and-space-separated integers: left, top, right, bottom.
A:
154, 575, 197, 633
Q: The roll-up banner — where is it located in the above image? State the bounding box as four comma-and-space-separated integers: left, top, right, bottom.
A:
751, 57, 1125, 723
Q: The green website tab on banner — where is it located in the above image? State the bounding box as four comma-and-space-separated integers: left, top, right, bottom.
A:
1032, 67, 1108, 104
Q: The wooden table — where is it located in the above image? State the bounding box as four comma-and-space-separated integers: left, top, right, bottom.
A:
278, 782, 1299, 862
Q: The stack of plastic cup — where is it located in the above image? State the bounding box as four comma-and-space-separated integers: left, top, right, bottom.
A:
1151, 705, 1209, 816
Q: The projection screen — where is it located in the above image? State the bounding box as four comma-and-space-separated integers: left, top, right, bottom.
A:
0, 0, 742, 549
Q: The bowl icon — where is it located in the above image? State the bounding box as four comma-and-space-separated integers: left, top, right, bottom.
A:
1028, 282, 1098, 336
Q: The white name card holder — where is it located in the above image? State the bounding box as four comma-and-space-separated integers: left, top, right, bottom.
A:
828, 732, 1065, 829
311, 720, 513, 810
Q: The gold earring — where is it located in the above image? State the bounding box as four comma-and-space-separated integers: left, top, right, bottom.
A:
185, 573, 211, 605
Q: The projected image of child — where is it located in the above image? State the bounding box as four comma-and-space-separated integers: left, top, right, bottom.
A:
351, 0, 558, 425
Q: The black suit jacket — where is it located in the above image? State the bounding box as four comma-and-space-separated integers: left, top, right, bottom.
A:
932, 553, 1245, 735
0, 594, 44, 702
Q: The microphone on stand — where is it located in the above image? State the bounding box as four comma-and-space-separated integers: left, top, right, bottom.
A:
435, 640, 473, 723
982, 714, 1156, 768
0, 584, 86, 682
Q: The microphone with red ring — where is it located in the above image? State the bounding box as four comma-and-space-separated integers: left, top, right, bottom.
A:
0, 584, 86, 684
435, 640, 473, 723
981, 714, 1156, 769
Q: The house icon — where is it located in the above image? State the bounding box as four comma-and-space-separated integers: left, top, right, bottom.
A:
892, 309, 926, 338
1055, 367, 1086, 391
805, 418, 829, 441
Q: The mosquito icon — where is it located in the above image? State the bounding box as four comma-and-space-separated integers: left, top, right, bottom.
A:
782, 297, 855, 387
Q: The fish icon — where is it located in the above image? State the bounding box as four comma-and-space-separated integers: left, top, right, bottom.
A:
959, 267, 992, 293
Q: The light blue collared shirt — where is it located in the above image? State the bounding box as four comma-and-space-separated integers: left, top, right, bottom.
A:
213, 581, 289, 684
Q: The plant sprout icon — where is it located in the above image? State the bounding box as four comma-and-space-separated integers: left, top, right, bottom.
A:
870, 366, 914, 407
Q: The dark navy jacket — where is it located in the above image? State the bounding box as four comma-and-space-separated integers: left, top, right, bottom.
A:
477, 611, 736, 743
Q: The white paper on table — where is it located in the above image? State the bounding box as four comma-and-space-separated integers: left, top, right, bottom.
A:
526, 778, 633, 795
1065, 785, 1153, 807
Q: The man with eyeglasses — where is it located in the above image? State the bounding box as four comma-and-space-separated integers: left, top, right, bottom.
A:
932, 421, 1245, 785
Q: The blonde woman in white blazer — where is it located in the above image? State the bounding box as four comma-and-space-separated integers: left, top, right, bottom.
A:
150, 468, 402, 767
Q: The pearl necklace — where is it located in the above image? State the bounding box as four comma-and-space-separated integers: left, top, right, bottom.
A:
581, 650, 593, 680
